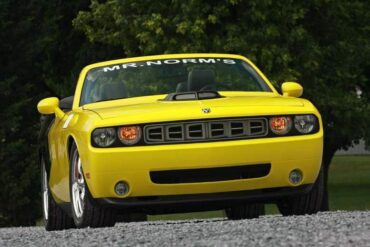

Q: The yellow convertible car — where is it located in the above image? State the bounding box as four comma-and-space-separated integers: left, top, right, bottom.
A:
37, 54, 323, 231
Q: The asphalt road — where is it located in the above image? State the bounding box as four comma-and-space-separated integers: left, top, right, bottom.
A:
0, 211, 369, 247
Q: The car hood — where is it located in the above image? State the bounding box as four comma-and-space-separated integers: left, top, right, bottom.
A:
83, 93, 309, 123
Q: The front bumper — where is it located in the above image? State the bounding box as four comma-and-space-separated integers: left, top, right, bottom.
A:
81, 132, 323, 200
97, 185, 313, 214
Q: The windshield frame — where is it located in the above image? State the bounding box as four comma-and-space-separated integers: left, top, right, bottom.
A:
73, 54, 278, 109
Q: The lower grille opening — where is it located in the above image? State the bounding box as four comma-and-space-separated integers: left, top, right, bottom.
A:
150, 164, 271, 184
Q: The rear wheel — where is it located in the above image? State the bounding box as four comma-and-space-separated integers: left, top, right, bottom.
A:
42, 157, 75, 231
225, 203, 265, 220
277, 168, 324, 216
70, 143, 116, 228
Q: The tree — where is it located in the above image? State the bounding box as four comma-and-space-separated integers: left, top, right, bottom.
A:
1, 0, 368, 226
0, 0, 121, 226
73, 0, 370, 210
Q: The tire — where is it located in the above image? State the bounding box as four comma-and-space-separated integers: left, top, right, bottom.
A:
277, 168, 324, 216
69, 142, 116, 228
41, 157, 75, 231
225, 203, 265, 220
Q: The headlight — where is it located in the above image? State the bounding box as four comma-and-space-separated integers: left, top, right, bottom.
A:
92, 128, 116, 147
118, 126, 142, 145
269, 116, 292, 135
294, 115, 316, 134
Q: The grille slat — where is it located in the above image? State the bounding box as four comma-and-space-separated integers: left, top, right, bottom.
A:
144, 118, 268, 144
230, 121, 245, 136
166, 125, 184, 141
146, 126, 164, 142
186, 124, 206, 139
210, 122, 227, 138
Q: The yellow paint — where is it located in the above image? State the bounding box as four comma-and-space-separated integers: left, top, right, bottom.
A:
37, 97, 65, 119
282, 82, 303, 98
37, 54, 323, 203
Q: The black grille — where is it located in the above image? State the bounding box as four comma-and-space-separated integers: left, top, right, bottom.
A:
146, 126, 164, 142
230, 122, 244, 136
166, 125, 183, 140
187, 123, 205, 139
209, 122, 226, 137
150, 164, 271, 184
144, 118, 267, 144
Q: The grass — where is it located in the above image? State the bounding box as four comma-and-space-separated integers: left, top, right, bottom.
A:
328, 155, 370, 211
149, 155, 370, 220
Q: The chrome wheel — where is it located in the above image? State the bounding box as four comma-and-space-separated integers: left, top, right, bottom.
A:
42, 160, 49, 221
69, 142, 116, 228
41, 155, 75, 231
71, 150, 85, 219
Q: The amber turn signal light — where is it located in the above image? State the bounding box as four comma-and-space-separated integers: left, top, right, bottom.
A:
118, 126, 142, 145
269, 116, 292, 135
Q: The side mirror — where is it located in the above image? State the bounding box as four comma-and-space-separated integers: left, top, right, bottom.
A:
281, 82, 303, 98
37, 97, 65, 119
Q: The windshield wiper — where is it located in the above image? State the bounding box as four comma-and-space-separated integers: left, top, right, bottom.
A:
163, 91, 223, 101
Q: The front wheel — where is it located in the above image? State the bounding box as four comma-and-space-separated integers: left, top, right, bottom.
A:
277, 168, 324, 216
69, 143, 116, 228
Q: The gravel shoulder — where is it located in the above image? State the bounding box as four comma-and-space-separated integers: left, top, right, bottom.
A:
0, 211, 369, 247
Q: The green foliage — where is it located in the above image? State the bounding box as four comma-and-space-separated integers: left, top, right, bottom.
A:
0, 0, 121, 226
0, 77, 40, 226
1, 0, 369, 226
74, 0, 370, 154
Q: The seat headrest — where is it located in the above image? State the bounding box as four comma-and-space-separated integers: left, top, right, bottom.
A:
187, 69, 216, 91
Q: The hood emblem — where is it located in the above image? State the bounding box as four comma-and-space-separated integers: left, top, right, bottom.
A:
202, 108, 211, 114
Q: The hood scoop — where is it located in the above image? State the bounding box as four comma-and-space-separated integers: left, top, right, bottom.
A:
163, 91, 223, 101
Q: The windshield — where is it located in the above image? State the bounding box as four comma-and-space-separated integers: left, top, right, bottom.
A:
80, 57, 272, 106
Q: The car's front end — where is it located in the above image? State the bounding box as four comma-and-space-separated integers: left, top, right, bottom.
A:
39, 54, 324, 229
79, 93, 322, 213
